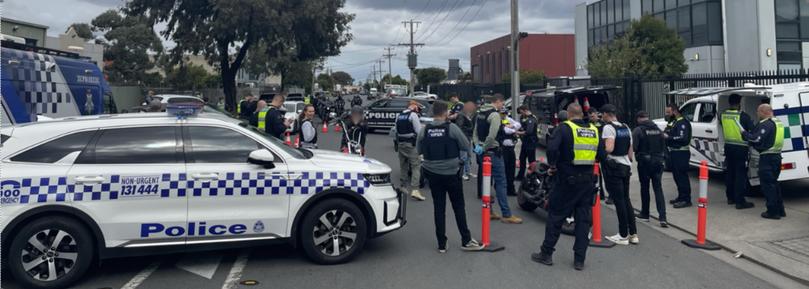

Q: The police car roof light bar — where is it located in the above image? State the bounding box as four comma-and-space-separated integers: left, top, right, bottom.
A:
167, 102, 203, 119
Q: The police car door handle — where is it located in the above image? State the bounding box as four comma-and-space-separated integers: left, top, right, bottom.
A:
705, 129, 713, 133
285, 173, 304, 180
191, 173, 219, 180
75, 176, 105, 184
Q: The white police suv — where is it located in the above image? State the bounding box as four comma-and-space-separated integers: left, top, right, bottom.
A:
0, 105, 405, 289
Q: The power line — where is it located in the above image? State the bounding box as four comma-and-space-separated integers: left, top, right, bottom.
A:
435, 0, 489, 46
415, 0, 450, 42
418, 0, 463, 43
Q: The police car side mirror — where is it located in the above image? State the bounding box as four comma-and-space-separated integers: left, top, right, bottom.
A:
248, 149, 275, 169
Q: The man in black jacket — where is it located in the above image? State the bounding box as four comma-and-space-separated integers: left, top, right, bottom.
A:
632, 111, 668, 227
517, 105, 538, 180
665, 103, 693, 208
264, 93, 292, 140
532, 103, 605, 271
455, 101, 476, 180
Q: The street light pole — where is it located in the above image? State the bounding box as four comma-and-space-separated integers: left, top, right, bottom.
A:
510, 0, 520, 118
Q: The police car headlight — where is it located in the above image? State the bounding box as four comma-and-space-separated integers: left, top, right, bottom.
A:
363, 173, 391, 185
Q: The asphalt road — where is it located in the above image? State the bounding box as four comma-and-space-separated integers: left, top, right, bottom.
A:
1, 95, 789, 289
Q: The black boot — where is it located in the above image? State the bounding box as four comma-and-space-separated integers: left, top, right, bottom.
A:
531, 252, 553, 266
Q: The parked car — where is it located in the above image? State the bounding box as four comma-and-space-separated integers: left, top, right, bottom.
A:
412, 91, 437, 100
523, 86, 616, 147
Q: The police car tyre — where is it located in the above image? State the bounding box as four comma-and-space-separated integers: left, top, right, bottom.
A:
300, 198, 368, 264
8, 217, 94, 289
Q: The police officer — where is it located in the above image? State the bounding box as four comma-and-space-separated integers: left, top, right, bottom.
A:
341, 106, 368, 156
721, 94, 755, 209
532, 103, 605, 271
500, 107, 521, 196
517, 105, 538, 180
298, 104, 318, 149
599, 104, 638, 246
632, 111, 668, 228
239, 94, 256, 120
473, 94, 523, 224
448, 94, 464, 121
417, 101, 484, 253
249, 100, 267, 127
742, 104, 786, 220
259, 93, 292, 140
396, 100, 425, 201
665, 103, 693, 208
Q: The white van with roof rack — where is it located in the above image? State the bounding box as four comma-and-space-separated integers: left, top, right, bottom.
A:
0, 104, 405, 289
656, 83, 809, 186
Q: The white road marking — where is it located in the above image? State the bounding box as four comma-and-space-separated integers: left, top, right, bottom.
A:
175, 253, 223, 279
221, 250, 251, 289
120, 262, 161, 289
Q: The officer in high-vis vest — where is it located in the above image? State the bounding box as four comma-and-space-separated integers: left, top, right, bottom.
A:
743, 104, 786, 220
720, 94, 755, 209
250, 100, 267, 127
532, 102, 605, 271
664, 103, 693, 209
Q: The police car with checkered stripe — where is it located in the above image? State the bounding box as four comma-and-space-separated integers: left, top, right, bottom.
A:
0, 101, 406, 289
655, 83, 809, 186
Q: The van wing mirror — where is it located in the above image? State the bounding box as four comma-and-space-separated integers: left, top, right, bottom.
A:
247, 149, 275, 169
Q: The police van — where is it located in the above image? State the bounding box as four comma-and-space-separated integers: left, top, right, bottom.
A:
1, 41, 116, 126
0, 104, 405, 288
656, 83, 809, 185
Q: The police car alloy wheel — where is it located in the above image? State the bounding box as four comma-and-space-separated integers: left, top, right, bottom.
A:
8, 217, 94, 289
300, 198, 368, 264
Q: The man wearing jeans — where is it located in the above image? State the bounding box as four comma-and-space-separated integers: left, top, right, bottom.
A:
632, 111, 668, 228
418, 101, 484, 252
473, 94, 522, 224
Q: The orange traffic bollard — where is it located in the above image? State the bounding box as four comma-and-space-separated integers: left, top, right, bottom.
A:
285, 131, 292, 146
478, 155, 504, 252
334, 123, 342, 132
294, 135, 300, 148
682, 160, 721, 250
590, 162, 615, 248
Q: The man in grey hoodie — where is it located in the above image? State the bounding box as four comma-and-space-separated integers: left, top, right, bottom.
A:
418, 101, 484, 253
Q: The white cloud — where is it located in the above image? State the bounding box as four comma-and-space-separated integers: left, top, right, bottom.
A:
3, 0, 576, 82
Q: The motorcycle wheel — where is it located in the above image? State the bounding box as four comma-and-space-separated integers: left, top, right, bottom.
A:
517, 181, 538, 212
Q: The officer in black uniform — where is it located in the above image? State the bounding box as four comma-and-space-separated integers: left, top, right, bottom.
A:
720, 94, 755, 209
239, 94, 257, 120
665, 103, 693, 208
532, 103, 605, 271
264, 93, 291, 140
632, 111, 668, 227
742, 104, 786, 220
417, 101, 484, 252
517, 105, 538, 180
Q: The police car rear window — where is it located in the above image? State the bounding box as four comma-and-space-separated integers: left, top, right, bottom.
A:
10, 130, 97, 163
77, 127, 180, 164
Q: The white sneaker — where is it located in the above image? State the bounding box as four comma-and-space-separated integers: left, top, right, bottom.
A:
461, 239, 484, 251
411, 189, 426, 201
462, 174, 471, 181
629, 234, 639, 245
469, 173, 478, 178
605, 234, 629, 245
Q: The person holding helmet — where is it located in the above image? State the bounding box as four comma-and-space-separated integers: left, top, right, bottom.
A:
396, 100, 425, 201
341, 106, 368, 156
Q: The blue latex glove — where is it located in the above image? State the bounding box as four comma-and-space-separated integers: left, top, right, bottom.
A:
473, 144, 484, 155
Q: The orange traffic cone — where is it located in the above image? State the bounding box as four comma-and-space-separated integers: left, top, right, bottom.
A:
295, 135, 300, 148
285, 132, 292, 146
322, 122, 328, 133
335, 123, 342, 132
583, 96, 591, 112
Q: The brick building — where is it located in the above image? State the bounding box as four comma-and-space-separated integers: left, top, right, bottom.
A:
470, 34, 575, 84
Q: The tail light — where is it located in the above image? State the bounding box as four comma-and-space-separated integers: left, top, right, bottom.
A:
781, 163, 795, 170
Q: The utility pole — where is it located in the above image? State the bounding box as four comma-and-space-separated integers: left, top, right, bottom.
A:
371, 65, 378, 87
377, 59, 385, 91
510, 0, 520, 118
397, 19, 424, 97
383, 47, 396, 87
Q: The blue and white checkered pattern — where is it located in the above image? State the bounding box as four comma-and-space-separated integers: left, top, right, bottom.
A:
7, 50, 75, 116
2, 171, 370, 205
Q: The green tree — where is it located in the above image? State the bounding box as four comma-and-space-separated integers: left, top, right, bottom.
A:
331, 71, 353, 85
415, 67, 447, 85
126, 0, 354, 112
502, 69, 545, 84
69, 23, 94, 39
316, 73, 334, 91
92, 10, 163, 85
381, 74, 408, 86
588, 15, 686, 79
165, 64, 213, 91
283, 61, 316, 93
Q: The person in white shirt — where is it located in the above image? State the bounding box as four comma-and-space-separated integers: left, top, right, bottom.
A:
500, 108, 522, 196
599, 104, 638, 246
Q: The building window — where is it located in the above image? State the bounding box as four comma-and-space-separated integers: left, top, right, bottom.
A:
775, 0, 809, 69
642, 0, 653, 15
654, 0, 665, 12
678, 6, 692, 46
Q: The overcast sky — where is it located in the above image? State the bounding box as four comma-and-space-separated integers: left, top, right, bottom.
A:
3, 0, 577, 83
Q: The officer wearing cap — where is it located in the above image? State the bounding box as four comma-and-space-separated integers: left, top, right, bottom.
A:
633, 111, 668, 227
396, 100, 425, 201
720, 94, 755, 209
665, 103, 693, 208
417, 101, 484, 253
532, 102, 605, 270
743, 104, 786, 220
